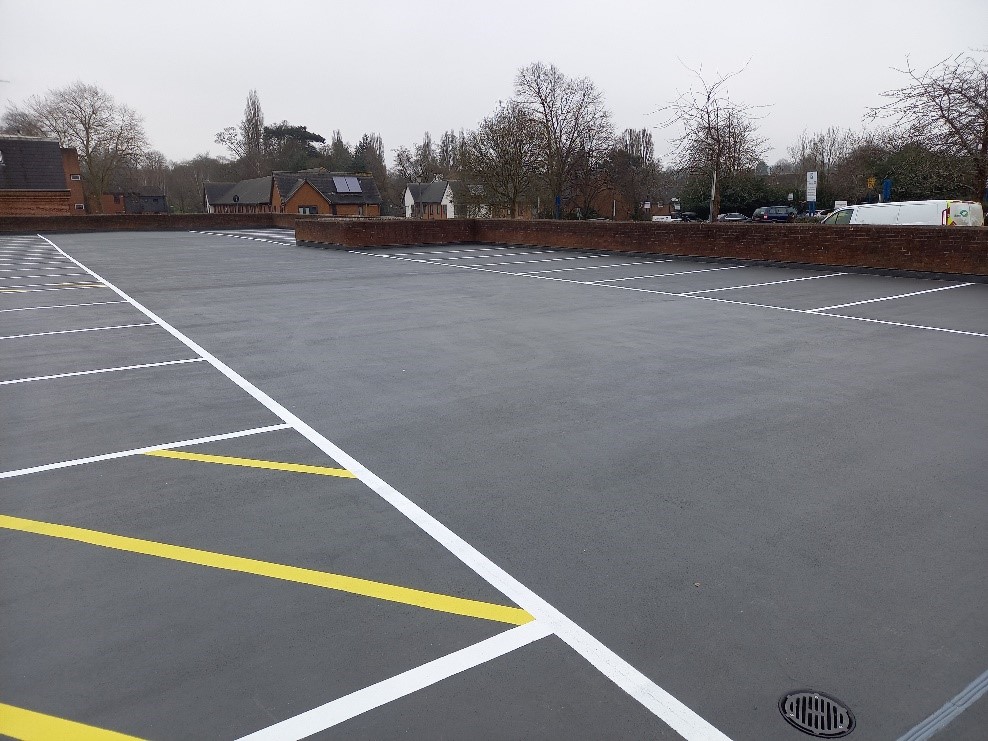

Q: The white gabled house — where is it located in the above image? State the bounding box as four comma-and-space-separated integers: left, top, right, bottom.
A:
404, 180, 456, 219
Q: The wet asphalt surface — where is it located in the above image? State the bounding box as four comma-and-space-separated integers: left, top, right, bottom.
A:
1, 229, 985, 740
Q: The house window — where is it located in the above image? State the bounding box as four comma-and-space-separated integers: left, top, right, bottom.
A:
113, 194, 121, 203
70, 174, 82, 181
298, 205, 317, 215
74, 203, 85, 210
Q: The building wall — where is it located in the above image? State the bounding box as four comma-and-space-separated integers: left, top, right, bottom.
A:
282, 181, 332, 215
0, 191, 71, 216
100, 193, 127, 214
61, 148, 86, 212
294, 218, 988, 277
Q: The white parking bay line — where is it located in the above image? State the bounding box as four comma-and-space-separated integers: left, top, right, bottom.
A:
0, 285, 110, 294
680, 272, 847, 294
520, 260, 664, 274
0, 357, 206, 386
0, 300, 129, 314
0, 424, 291, 480
45, 235, 733, 741
806, 283, 975, 312
236, 622, 554, 740
0, 322, 155, 340
592, 266, 745, 283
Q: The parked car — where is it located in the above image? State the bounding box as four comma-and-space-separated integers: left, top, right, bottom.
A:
717, 212, 749, 222
820, 199, 984, 226
679, 212, 702, 222
754, 205, 796, 223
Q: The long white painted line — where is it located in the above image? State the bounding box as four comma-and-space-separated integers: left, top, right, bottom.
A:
45, 236, 734, 741
0, 424, 291, 480
0, 300, 129, 313
0, 284, 110, 294
0, 280, 103, 290
434, 250, 558, 260
519, 260, 664, 274
681, 272, 847, 294
896, 668, 988, 741
350, 250, 988, 340
401, 247, 515, 255
0, 266, 79, 272
474, 255, 595, 267
0, 272, 87, 280
0, 322, 156, 341
190, 230, 294, 246
0, 357, 206, 386
809, 311, 988, 338
0, 253, 72, 259
806, 283, 975, 312
236, 622, 554, 740
592, 266, 746, 283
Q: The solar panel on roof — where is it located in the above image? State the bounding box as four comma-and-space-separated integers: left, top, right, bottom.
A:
345, 176, 362, 193
332, 176, 350, 193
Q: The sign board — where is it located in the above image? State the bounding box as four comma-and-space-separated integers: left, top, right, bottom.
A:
867, 177, 877, 189
834, 200, 848, 210
787, 192, 794, 202
644, 201, 651, 210
806, 171, 818, 202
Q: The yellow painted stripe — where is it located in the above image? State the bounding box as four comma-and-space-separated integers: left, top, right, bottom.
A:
0, 702, 146, 741
0, 514, 532, 626
144, 449, 356, 478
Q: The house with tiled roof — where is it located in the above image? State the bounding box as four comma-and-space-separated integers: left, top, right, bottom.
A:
404, 179, 517, 219
204, 169, 381, 216
0, 135, 82, 216
404, 180, 455, 219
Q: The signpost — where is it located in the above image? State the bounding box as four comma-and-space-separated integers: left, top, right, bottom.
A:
806, 171, 818, 214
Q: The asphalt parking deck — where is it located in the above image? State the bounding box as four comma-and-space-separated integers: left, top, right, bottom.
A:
1, 230, 985, 740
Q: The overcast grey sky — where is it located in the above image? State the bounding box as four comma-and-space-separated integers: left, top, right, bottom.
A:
2, 0, 985, 167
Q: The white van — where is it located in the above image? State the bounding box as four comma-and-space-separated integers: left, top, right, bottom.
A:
821, 199, 984, 226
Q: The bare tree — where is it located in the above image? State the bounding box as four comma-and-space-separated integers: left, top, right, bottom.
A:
215, 89, 266, 176
787, 127, 859, 175
514, 62, 614, 217
8, 82, 149, 211
661, 68, 766, 220
868, 52, 988, 201
463, 101, 541, 217
607, 128, 662, 219
0, 107, 46, 136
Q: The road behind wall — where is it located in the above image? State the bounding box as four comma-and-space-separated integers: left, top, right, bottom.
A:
1, 214, 985, 276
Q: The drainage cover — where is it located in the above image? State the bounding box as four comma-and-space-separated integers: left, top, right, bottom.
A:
779, 690, 855, 737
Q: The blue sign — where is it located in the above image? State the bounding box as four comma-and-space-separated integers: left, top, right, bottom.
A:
882, 179, 892, 202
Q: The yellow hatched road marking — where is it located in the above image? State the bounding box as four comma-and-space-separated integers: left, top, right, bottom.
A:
0, 702, 146, 741
144, 449, 356, 478
0, 514, 533, 626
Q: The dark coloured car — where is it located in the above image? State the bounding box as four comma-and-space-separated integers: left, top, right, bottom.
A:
754, 205, 796, 222
679, 212, 702, 222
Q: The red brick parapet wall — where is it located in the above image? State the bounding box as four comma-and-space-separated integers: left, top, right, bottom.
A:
0, 213, 296, 233
2, 214, 985, 276
295, 217, 988, 276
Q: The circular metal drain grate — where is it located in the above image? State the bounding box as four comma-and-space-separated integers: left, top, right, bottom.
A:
779, 690, 855, 737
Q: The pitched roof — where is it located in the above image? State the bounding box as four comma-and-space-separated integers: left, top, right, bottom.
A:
406, 181, 450, 204
273, 170, 382, 205
204, 176, 272, 206
0, 135, 69, 191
